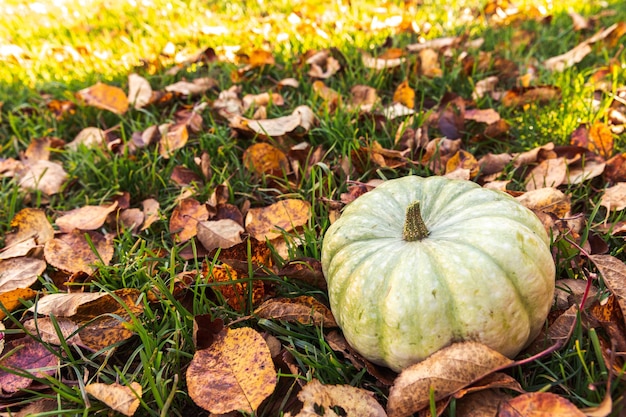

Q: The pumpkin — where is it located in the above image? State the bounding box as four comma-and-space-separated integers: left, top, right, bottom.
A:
321, 176, 555, 372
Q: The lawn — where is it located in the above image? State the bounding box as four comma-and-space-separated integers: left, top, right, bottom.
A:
0, 0, 625, 415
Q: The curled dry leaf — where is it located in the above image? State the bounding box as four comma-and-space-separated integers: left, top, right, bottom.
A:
291, 379, 386, 417
169, 198, 209, 243
55, 202, 119, 233
0, 238, 37, 260
387, 342, 513, 417
499, 392, 585, 416
127, 73, 153, 109
0, 257, 46, 293
17, 160, 68, 195
44, 230, 114, 274
86, 382, 142, 416
196, 219, 244, 252
158, 122, 188, 158
589, 255, 626, 328
186, 327, 277, 414
164, 77, 217, 95
254, 296, 337, 327
362, 49, 405, 70
232, 105, 315, 137
525, 304, 578, 355
77, 82, 129, 114
349, 84, 379, 112
245, 199, 311, 241
28, 292, 105, 316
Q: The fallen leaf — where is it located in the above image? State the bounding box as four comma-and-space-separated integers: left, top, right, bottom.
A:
525, 158, 567, 190
445, 150, 479, 178
0, 257, 46, 293
526, 305, 578, 355
387, 342, 513, 417
23, 317, 83, 346
291, 379, 386, 417
362, 49, 405, 70
501, 86, 560, 107
382, 103, 416, 119
243, 142, 289, 176
158, 122, 188, 158
164, 77, 217, 95
44, 230, 114, 274
599, 183, 626, 212
544, 24, 618, 72
127, 73, 153, 109
393, 80, 415, 109
515, 187, 571, 218
588, 121, 614, 159
231, 105, 315, 137
464, 108, 501, 124
313, 80, 341, 108
472, 76, 499, 100
65, 127, 107, 151
277, 258, 326, 289
245, 199, 311, 241
77, 82, 129, 114
0, 288, 38, 320
418, 48, 442, 77
0, 337, 59, 395
349, 85, 379, 112
196, 219, 244, 252
55, 202, 118, 233
604, 153, 626, 182
254, 296, 337, 327
589, 255, 626, 329
242, 92, 285, 111
141, 198, 160, 231
186, 327, 277, 414
86, 382, 142, 416
169, 198, 209, 243
17, 160, 68, 195
567, 158, 606, 185
499, 392, 585, 416
455, 389, 513, 417
204, 264, 264, 310
4, 207, 53, 248
306, 50, 341, 79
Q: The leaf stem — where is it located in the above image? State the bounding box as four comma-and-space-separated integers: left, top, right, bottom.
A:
403, 201, 429, 241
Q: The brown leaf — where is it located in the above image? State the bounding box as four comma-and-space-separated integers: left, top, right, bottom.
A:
193, 315, 224, 350
17, 160, 68, 195
525, 305, 578, 355
455, 389, 513, 417
472, 76, 499, 100
245, 199, 311, 241
589, 255, 626, 329
445, 150, 479, 178
28, 292, 105, 316
306, 50, 341, 79
588, 122, 614, 159
293, 379, 386, 417
277, 257, 326, 289
231, 105, 315, 137
525, 157, 567, 190
544, 24, 618, 72
5, 207, 54, 248
186, 327, 277, 414
599, 183, 626, 212
204, 264, 264, 310
44, 230, 114, 274
418, 48, 442, 77
242, 92, 285, 111
0, 337, 59, 395
501, 86, 560, 107
0, 288, 37, 320
127, 73, 153, 109
158, 122, 188, 158
0, 257, 46, 293
349, 85, 379, 112
23, 317, 83, 346
254, 296, 337, 327
362, 49, 405, 70
55, 202, 118, 233
465, 108, 501, 124
164, 77, 217, 95
604, 153, 626, 182
85, 382, 142, 416
196, 219, 244, 252
499, 392, 585, 416
169, 198, 209, 243
567, 158, 606, 185
77, 82, 129, 114
393, 80, 415, 109
515, 187, 571, 219
141, 198, 160, 231
118, 208, 144, 233
243, 143, 289, 176
312, 80, 342, 109
72, 288, 144, 351
387, 342, 513, 417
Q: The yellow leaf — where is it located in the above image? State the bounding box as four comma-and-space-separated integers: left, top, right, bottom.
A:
86, 382, 142, 416
392, 80, 415, 109
77, 82, 129, 114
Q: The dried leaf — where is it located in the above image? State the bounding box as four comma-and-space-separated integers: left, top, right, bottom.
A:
306, 50, 341, 79
186, 327, 277, 414
77, 82, 129, 114
418, 48, 442, 77
362, 49, 405, 70
0, 337, 59, 395
293, 379, 386, 417
231, 105, 315, 137
525, 158, 567, 190
66, 127, 106, 151
23, 317, 83, 346
599, 183, 626, 212
86, 382, 142, 416
246, 199, 311, 241
464, 108, 501, 124
6, 207, 54, 247
387, 342, 513, 417
28, 292, 105, 316
499, 392, 585, 416
254, 296, 337, 327
456, 389, 513, 417
196, 219, 244, 252
55, 202, 118, 233
515, 187, 571, 219
349, 85, 379, 112
169, 198, 209, 243
0, 288, 38, 320
393, 80, 415, 109
44, 230, 114, 274
141, 198, 160, 231
17, 160, 68, 195
544, 24, 618, 72
164, 77, 217, 95
243, 143, 289, 176
127, 73, 153, 109
204, 264, 264, 310
0, 257, 46, 293
158, 122, 188, 158
589, 255, 626, 329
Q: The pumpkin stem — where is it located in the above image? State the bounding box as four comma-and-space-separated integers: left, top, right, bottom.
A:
403, 201, 429, 241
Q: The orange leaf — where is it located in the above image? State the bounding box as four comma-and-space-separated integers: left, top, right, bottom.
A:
588, 121, 614, 159
393, 80, 415, 109
55, 202, 118, 233
44, 230, 114, 274
499, 392, 585, 416
186, 327, 277, 414
0, 288, 37, 320
243, 143, 289, 176
245, 199, 311, 241
204, 264, 264, 310
169, 198, 209, 243
254, 296, 338, 327
77, 82, 129, 114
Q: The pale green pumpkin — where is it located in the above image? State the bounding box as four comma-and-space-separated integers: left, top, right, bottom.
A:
321, 176, 555, 372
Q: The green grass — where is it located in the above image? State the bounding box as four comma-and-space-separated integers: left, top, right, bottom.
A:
1, 0, 626, 415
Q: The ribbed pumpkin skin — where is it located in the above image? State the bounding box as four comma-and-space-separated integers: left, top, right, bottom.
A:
321, 176, 555, 372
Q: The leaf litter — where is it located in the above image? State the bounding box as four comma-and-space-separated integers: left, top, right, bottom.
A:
0, 1, 625, 416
